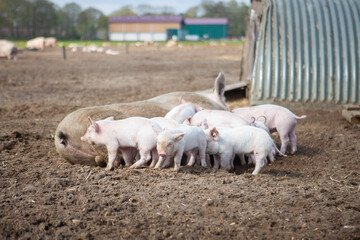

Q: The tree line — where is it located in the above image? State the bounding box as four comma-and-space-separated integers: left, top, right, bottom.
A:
0, 0, 249, 40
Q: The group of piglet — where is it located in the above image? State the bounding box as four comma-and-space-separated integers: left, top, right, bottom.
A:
80, 99, 306, 175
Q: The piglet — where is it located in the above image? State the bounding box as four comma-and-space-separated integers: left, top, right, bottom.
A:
154, 125, 207, 171
232, 104, 306, 154
186, 109, 269, 133
80, 116, 161, 170
204, 126, 286, 175
164, 98, 200, 123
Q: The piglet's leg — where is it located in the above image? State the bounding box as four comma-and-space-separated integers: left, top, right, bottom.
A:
213, 155, 220, 169
220, 152, 233, 171
279, 131, 290, 154
173, 152, 183, 171
252, 153, 266, 175
130, 150, 151, 169
289, 131, 297, 154
239, 154, 246, 166
186, 150, 197, 166
121, 147, 135, 166
198, 146, 208, 168
149, 149, 159, 168
106, 146, 118, 171
154, 156, 166, 168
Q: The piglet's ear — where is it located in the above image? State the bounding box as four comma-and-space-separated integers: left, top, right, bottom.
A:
88, 116, 94, 126
180, 98, 186, 104
210, 127, 219, 140
173, 133, 185, 142
88, 117, 99, 133
152, 124, 162, 136
183, 117, 191, 125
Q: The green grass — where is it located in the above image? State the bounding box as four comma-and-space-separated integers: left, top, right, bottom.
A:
11, 39, 243, 49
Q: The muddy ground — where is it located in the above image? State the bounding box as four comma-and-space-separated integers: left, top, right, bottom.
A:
0, 44, 359, 239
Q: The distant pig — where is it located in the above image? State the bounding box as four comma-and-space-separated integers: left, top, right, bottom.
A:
204, 126, 286, 175
80, 116, 161, 171
164, 98, 200, 123
26, 37, 45, 50
232, 104, 306, 154
0, 40, 17, 60
45, 37, 57, 48
154, 125, 207, 171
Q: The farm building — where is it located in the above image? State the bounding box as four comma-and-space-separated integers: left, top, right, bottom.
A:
108, 16, 228, 41
183, 18, 228, 40
240, 0, 360, 105
108, 16, 183, 41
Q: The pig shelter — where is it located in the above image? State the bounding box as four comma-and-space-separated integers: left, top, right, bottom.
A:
240, 0, 360, 105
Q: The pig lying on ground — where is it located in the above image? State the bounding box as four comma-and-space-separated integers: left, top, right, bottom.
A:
45, 37, 57, 48
0, 40, 17, 60
232, 104, 306, 154
164, 99, 200, 123
204, 126, 286, 175
26, 37, 45, 50
155, 125, 207, 171
80, 117, 161, 170
55, 72, 227, 166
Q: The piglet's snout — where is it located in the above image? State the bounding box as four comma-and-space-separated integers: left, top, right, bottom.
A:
159, 152, 167, 158
80, 136, 85, 142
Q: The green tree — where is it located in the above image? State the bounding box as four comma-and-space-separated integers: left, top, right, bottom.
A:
77, 7, 104, 40
184, 6, 199, 18
110, 5, 137, 16
62, 2, 82, 39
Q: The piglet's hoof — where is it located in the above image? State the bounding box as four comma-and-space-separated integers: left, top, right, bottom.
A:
105, 166, 113, 171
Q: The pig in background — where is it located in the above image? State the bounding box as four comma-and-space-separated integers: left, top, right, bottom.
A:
55, 72, 228, 166
232, 104, 306, 154
26, 37, 45, 50
164, 98, 200, 123
0, 39, 17, 60
80, 117, 161, 171
45, 37, 57, 48
204, 126, 286, 175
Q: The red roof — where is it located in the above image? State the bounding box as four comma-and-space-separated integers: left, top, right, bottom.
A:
184, 18, 228, 25
109, 15, 183, 23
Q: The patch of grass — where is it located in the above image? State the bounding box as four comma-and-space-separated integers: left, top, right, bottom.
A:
10, 39, 243, 49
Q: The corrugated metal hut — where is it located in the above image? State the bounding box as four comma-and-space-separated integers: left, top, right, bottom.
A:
183, 18, 228, 40
241, 0, 360, 105
108, 16, 183, 41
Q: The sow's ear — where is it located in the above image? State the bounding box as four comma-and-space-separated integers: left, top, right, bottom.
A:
88, 117, 99, 133
173, 133, 185, 142
210, 127, 219, 140
214, 72, 226, 97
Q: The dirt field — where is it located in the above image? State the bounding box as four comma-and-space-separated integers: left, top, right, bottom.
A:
0, 44, 359, 239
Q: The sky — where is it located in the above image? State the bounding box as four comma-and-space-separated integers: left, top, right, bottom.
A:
50, 0, 251, 15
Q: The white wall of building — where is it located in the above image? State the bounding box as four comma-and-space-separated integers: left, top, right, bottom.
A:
109, 32, 167, 41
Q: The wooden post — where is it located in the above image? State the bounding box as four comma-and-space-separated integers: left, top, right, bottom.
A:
62, 45, 66, 60
125, 44, 129, 55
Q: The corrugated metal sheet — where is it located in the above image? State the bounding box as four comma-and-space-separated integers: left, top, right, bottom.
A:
250, 0, 360, 104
